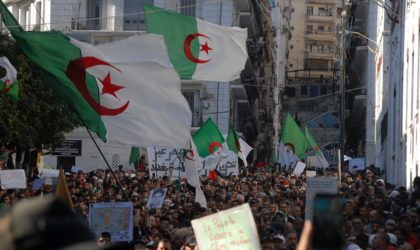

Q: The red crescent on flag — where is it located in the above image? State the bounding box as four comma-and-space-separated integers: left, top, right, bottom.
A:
208, 142, 224, 155
66, 56, 129, 116
185, 149, 195, 161
284, 142, 295, 154
183, 33, 211, 64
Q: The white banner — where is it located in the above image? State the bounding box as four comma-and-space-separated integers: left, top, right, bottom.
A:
147, 146, 186, 179
0, 169, 26, 189
39, 169, 60, 178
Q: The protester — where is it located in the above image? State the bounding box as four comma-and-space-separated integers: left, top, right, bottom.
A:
0, 160, 419, 250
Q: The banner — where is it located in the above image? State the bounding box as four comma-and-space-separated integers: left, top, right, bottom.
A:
305, 177, 337, 220
146, 188, 168, 209
0, 169, 26, 189
192, 204, 261, 250
39, 169, 60, 178
89, 202, 133, 241
147, 146, 186, 179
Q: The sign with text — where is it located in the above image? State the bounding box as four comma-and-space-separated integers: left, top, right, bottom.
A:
52, 140, 82, 156
192, 204, 261, 250
349, 157, 365, 173
0, 169, 26, 189
39, 169, 60, 178
198, 151, 239, 177
293, 161, 306, 176
147, 146, 186, 179
305, 177, 338, 220
89, 202, 133, 242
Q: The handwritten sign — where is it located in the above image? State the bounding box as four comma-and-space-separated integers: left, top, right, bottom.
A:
40, 169, 60, 178
293, 161, 306, 176
147, 146, 186, 179
305, 177, 338, 220
349, 158, 365, 173
89, 202, 133, 241
306, 170, 317, 177
192, 204, 261, 250
198, 151, 239, 177
146, 188, 168, 209
0, 169, 26, 189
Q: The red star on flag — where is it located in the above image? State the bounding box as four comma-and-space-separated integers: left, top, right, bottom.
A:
200, 42, 212, 55
100, 72, 124, 99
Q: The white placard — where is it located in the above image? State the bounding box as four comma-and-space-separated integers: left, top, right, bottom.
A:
293, 161, 306, 176
306, 170, 316, 177
348, 158, 365, 173
192, 204, 261, 250
89, 202, 133, 242
305, 177, 338, 220
147, 146, 186, 179
0, 169, 26, 189
146, 188, 168, 209
40, 169, 60, 178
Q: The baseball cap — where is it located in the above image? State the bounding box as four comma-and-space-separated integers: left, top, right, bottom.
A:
273, 234, 285, 242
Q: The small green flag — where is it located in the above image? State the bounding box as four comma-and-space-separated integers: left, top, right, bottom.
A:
193, 118, 225, 158
129, 146, 140, 166
226, 127, 241, 154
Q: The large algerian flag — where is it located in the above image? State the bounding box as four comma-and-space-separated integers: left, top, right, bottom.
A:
193, 118, 225, 158
0, 2, 192, 148
144, 5, 248, 82
0, 56, 19, 100
278, 113, 309, 167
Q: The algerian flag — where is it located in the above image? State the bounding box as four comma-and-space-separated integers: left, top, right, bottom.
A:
0, 56, 19, 100
238, 138, 253, 166
144, 5, 248, 82
305, 127, 329, 168
0, 2, 192, 148
226, 127, 241, 154
184, 139, 207, 208
193, 118, 225, 158
279, 113, 309, 167
129, 146, 140, 166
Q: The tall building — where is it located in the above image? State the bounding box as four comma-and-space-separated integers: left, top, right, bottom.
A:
283, 0, 343, 164
1, 0, 280, 164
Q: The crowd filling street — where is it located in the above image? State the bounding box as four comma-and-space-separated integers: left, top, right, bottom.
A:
0, 160, 419, 250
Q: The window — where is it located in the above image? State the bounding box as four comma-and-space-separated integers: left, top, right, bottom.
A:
301, 85, 308, 96
317, 26, 325, 32
318, 7, 329, 16
307, 7, 313, 16
181, 0, 196, 17
124, 0, 153, 31
337, 8, 342, 17
182, 91, 201, 127
86, 0, 102, 30
304, 59, 329, 70
306, 25, 313, 34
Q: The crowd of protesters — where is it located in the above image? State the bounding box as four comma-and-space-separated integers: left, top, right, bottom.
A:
0, 155, 420, 250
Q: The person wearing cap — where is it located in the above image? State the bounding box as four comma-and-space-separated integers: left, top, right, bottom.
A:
146, 240, 158, 250
180, 235, 198, 250
273, 234, 286, 249
97, 232, 112, 246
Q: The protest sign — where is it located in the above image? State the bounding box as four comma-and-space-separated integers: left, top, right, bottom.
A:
40, 169, 60, 178
71, 166, 82, 173
293, 161, 306, 176
146, 188, 168, 209
306, 170, 317, 177
89, 202, 133, 241
198, 151, 239, 177
32, 178, 44, 190
349, 158, 365, 173
147, 146, 186, 179
305, 177, 337, 220
192, 204, 261, 250
0, 169, 26, 189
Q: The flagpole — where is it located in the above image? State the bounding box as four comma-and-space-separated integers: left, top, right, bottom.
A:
84, 127, 129, 201
154, 147, 158, 179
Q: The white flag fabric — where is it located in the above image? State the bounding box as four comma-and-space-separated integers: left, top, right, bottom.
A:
185, 140, 207, 208
0, 56, 17, 83
238, 138, 253, 166
71, 34, 192, 148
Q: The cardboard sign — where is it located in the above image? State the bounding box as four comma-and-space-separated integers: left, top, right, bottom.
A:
40, 169, 60, 178
306, 170, 317, 177
305, 177, 338, 220
0, 169, 26, 189
349, 158, 365, 173
192, 204, 261, 250
146, 188, 168, 209
293, 161, 306, 176
147, 146, 186, 179
89, 202, 133, 242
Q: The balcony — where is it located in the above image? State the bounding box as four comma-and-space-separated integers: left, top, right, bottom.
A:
306, 0, 337, 4
304, 50, 335, 60
306, 14, 336, 23
305, 30, 337, 42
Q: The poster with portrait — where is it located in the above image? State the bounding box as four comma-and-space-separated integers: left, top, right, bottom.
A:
146, 188, 168, 209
